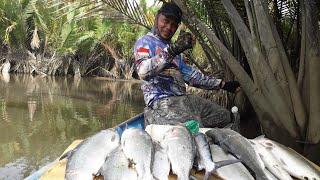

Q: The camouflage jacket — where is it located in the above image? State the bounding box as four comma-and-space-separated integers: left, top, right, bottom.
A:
134, 31, 222, 107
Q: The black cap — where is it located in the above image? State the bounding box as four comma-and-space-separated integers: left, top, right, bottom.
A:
157, 2, 182, 23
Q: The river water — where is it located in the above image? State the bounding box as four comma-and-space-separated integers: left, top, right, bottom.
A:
0, 74, 144, 179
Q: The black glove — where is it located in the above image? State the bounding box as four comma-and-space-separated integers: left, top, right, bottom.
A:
222, 81, 240, 93
167, 31, 193, 57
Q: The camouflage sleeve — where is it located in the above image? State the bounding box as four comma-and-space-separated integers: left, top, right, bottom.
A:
134, 38, 172, 80
179, 58, 222, 90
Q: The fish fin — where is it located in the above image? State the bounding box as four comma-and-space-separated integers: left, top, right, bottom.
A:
189, 175, 198, 180
95, 168, 102, 177
205, 130, 217, 144
204, 171, 212, 180
281, 164, 301, 178
214, 159, 241, 169
254, 135, 266, 140
59, 149, 75, 160
59, 140, 86, 161
249, 140, 256, 145
59, 150, 74, 161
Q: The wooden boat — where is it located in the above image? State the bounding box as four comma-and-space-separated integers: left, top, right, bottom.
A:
26, 113, 218, 180
26, 113, 320, 180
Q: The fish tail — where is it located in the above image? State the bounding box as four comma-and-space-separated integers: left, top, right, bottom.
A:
177, 174, 189, 180
190, 175, 198, 180
95, 167, 103, 177
206, 160, 245, 180
254, 135, 266, 140
214, 159, 241, 169
204, 171, 212, 180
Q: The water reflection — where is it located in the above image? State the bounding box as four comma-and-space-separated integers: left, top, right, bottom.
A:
1, 73, 10, 83
0, 74, 144, 178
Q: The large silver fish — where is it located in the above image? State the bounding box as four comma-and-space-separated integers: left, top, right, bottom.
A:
210, 144, 254, 180
64, 129, 120, 180
194, 133, 240, 180
121, 128, 154, 180
162, 126, 195, 180
254, 136, 320, 180
206, 128, 269, 180
145, 124, 175, 143
97, 147, 138, 180
152, 143, 170, 180
250, 140, 293, 180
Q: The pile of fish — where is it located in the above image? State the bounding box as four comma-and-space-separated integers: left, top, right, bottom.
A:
207, 128, 320, 180
60, 126, 320, 180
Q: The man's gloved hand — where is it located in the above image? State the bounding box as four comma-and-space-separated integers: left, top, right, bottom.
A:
222, 81, 240, 93
167, 31, 194, 57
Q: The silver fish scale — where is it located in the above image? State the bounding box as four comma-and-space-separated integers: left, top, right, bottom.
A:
206, 128, 269, 180
254, 137, 320, 180
98, 147, 138, 180
210, 144, 254, 180
250, 140, 293, 180
162, 126, 195, 180
194, 133, 215, 174
121, 128, 154, 180
152, 143, 170, 180
65, 129, 120, 180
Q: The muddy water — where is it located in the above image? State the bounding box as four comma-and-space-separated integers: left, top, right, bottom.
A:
0, 74, 144, 179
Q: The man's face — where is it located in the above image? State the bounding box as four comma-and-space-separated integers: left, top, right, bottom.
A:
156, 14, 179, 40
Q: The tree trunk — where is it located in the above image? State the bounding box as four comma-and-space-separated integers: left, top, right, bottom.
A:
101, 42, 122, 78
222, 0, 300, 138
302, 0, 320, 144
172, 0, 320, 147
252, 0, 307, 135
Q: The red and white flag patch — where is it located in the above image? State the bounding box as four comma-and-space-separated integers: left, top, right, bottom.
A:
137, 47, 150, 57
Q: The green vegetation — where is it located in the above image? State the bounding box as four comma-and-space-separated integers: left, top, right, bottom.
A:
0, 0, 154, 78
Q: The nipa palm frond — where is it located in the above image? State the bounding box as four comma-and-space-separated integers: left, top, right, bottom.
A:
101, 0, 153, 30
48, 0, 152, 29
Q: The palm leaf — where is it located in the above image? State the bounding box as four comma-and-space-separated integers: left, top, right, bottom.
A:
23, 0, 39, 22
101, 0, 153, 29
